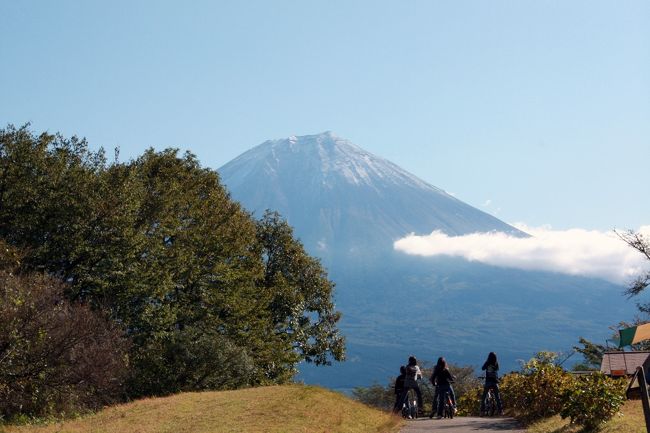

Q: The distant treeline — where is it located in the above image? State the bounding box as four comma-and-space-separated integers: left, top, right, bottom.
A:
0, 124, 345, 419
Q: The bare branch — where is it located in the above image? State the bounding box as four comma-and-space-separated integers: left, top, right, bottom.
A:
615, 229, 650, 300
625, 273, 650, 298
615, 229, 650, 261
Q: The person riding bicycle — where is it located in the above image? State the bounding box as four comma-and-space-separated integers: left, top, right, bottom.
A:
430, 357, 456, 419
392, 366, 406, 413
399, 356, 424, 416
480, 352, 504, 416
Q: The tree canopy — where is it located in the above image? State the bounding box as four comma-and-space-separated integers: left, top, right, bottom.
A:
0, 124, 345, 405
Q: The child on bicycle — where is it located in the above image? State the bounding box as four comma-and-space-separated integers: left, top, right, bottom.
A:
392, 366, 406, 413
480, 352, 504, 415
430, 357, 456, 419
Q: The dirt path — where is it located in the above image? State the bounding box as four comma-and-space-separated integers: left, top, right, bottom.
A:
399, 416, 525, 433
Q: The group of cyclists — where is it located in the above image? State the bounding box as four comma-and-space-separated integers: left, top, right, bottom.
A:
392, 352, 504, 419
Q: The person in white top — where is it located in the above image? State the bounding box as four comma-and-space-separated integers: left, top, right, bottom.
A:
399, 355, 423, 415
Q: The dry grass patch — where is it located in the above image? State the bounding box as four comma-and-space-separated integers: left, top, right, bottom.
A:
526, 399, 646, 433
2, 385, 402, 433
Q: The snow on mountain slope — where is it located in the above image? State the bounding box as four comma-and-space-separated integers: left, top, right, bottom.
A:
219, 132, 523, 257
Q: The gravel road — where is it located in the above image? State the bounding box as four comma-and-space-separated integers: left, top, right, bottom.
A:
399, 416, 526, 433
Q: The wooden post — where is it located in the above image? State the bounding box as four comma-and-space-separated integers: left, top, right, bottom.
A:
636, 366, 650, 433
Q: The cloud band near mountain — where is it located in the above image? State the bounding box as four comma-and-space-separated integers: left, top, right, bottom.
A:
393, 225, 650, 284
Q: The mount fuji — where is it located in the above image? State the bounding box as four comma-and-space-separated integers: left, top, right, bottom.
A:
220, 132, 523, 259
219, 132, 632, 391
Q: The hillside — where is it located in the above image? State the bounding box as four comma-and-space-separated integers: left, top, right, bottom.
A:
2, 385, 402, 433
219, 132, 635, 390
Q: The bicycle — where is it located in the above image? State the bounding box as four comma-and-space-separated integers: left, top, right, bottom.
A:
401, 388, 419, 419
441, 389, 454, 419
483, 386, 497, 416
478, 376, 498, 417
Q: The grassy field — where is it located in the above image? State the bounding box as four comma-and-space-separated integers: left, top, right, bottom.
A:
1, 385, 402, 433
526, 400, 646, 433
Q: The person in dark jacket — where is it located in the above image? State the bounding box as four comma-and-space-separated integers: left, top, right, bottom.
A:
480, 352, 503, 415
430, 357, 456, 419
398, 355, 424, 416
392, 366, 406, 413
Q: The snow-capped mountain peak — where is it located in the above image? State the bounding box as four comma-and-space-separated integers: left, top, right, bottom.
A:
219, 132, 522, 256
226, 131, 442, 192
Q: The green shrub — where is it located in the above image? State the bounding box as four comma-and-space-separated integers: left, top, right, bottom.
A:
500, 352, 574, 421
460, 352, 627, 427
352, 383, 396, 411
560, 372, 627, 431
456, 385, 483, 416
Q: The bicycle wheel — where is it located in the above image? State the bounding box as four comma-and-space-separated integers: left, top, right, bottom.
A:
487, 392, 496, 417
439, 391, 450, 419
408, 389, 418, 419
400, 391, 410, 418
447, 401, 454, 419
482, 396, 490, 416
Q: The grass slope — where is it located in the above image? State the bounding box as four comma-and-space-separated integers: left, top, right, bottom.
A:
2, 385, 402, 433
526, 400, 645, 433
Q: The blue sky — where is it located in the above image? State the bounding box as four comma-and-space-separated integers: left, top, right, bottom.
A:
1, 0, 648, 231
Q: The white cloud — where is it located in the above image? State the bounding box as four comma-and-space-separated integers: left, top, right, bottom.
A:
483, 199, 492, 207
393, 224, 650, 284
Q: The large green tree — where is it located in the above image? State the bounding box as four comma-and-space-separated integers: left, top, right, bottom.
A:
0, 124, 345, 397
102, 148, 277, 395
